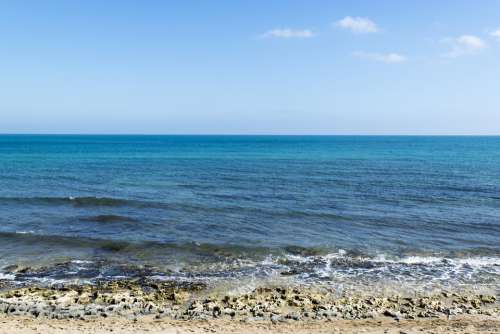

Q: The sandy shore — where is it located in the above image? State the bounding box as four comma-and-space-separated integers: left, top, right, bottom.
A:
0, 279, 498, 333
1, 315, 499, 333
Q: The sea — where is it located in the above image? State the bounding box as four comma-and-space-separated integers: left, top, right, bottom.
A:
0, 135, 499, 294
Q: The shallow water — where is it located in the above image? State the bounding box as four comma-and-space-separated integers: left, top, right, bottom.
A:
0, 135, 499, 292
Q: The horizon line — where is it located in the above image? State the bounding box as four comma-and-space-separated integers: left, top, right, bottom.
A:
0, 133, 499, 137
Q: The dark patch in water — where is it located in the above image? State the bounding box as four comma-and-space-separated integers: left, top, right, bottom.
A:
328, 257, 378, 270
0, 231, 143, 253
99, 241, 131, 252
69, 197, 130, 207
9, 260, 168, 282
284, 245, 328, 257
79, 215, 139, 223
0, 231, 273, 259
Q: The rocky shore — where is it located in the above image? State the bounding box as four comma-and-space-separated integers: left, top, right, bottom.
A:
0, 278, 498, 323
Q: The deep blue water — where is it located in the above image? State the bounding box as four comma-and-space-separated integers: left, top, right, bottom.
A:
0, 135, 499, 290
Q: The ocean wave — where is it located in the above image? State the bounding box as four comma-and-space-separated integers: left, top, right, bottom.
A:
0, 231, 141, 252
0, 251, 498, 292
0, 231, 273, 258
0, 196, 416, 221
1, 230, 498, 268
279, 250, 500, 269
371, 254, 500, 267
0, 272, 15, 280
272, 250, 500, 286
0, 230, 498, 289
0, 196, 133, 207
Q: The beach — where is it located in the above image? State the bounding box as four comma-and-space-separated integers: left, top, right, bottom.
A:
0, 277, 498, 333
2, 315, 499, 334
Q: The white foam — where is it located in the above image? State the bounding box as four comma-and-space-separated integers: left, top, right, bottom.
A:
0, 273, 16, 280
372, 255, 500, 267
15, 230, 34, 235
261, 255, 275, 266
452, 257, 500, 267
375, 255, 445, 265
70, 260, 93, 264
283, 249, 348, 264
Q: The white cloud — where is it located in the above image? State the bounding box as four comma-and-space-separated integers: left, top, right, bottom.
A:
490, 29, 500, 39
353, 52, 407, 64
261, 28, 315, 39
442, 35, 486, 58
335, 16, 379, 34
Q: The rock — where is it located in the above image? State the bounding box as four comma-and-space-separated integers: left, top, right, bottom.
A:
169, 291, 188, 304
0, 280, 496, 323
383, 309, 401, 320
270, 314, 282, 323
364, 310, 378, 319
480, 295, 496, 303
471, 299, 481, 308
223, 308, 235, 317
212, 305, 222, 317
285, 312, 301, 321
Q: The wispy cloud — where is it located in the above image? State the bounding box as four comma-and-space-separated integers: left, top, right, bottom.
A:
442, 35, 486, 58
490, 29, 500, 39
335, 16, 379, 34
260, 28, 315, 39
353, 52, 407, 64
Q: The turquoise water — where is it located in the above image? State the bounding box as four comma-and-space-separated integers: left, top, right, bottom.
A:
0, 135, 499, 290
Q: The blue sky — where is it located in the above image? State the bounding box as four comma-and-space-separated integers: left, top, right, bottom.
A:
1, 0, 499, 134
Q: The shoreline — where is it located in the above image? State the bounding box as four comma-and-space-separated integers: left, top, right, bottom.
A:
0, 279, 498, 333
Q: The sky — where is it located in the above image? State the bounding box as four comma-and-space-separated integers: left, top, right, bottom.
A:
1, 0, 499, 135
